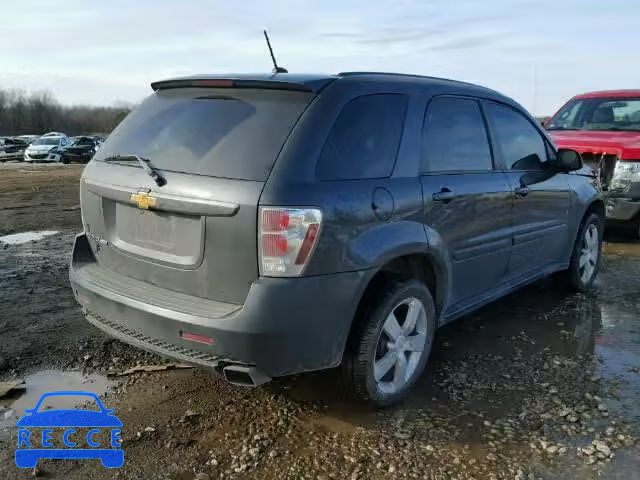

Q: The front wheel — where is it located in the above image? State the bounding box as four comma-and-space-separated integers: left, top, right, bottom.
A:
562, 212, 603, 292
342, 279, 435, 407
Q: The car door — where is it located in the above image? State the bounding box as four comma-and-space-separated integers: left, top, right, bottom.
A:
483, 101, 571, 279
420, 96, 513, 310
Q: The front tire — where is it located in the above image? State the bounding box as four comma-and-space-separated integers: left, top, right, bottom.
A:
342, 278, 435, 407
563, 212, 603, 292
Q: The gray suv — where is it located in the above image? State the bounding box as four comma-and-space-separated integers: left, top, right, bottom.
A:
69, 72, 603, 406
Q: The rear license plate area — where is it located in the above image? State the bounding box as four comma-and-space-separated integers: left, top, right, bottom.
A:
106, 202, 204, 267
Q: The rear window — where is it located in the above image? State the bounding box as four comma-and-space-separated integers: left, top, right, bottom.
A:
316, 94, 408, 180
95, 88, 313, 181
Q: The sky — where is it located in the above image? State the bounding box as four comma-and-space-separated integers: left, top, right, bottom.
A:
1, 0, 639, 115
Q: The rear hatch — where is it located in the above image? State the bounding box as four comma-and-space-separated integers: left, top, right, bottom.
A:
80, 83, 315, 305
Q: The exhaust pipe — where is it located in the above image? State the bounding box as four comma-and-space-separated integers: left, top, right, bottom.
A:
222, 365, 271, 387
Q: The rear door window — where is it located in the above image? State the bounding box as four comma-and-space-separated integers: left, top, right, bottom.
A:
421, 97, 493, 172
316, 94, 408, 180
485, 102, 548, 171
94, 88, 313, 181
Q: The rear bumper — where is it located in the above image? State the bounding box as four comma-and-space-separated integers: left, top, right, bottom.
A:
69, 233, 367, 378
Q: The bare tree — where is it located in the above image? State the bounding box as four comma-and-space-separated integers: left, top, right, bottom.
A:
0, 88, 131, 136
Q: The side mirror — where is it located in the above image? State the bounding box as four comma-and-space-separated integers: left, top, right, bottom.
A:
556, 148, 583, 171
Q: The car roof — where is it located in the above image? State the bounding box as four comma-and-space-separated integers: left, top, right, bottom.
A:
573, 89, 640, 99
150, 71, 506, 99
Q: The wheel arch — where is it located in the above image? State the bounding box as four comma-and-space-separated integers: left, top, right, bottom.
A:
574, 197, 605, 242
343, 249, 448, 357
584, 197, 605, 220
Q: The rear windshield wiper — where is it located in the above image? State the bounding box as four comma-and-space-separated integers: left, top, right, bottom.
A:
102, 154, 166, 187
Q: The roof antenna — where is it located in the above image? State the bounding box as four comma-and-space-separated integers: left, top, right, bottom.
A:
263, 30, 288, 74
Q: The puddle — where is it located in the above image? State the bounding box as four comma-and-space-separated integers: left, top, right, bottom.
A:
284, 249, 640, 451
594, 303, 640, 426
0, 370, 112, 428
0, 230, 59, 245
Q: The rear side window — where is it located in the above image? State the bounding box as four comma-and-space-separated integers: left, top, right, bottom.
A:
316, 94, 408, 180
422, 97, 492, 172
94, 88, 313, 181
485, 102, 548, 170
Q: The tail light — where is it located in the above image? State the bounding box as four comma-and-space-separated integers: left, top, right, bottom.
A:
259, 207, 322, 277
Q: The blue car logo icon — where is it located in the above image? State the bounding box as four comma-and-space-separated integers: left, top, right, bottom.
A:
15, 391, 123, 468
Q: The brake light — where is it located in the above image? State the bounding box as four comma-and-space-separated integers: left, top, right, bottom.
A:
258, 207, 322, 277
193, 79, 234, 88
261, 234, 289, 256
261, 209, 290, 231
295, 223, 319, 265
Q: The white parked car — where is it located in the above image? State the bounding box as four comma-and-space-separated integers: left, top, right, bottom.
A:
24, 136, 71, 162
17, 135, 40, 144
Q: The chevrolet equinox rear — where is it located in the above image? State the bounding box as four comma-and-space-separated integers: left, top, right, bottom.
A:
70, 73, 603, 406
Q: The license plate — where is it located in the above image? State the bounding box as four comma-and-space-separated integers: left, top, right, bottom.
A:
116, 205, 177, 250
113, 201, 202, 258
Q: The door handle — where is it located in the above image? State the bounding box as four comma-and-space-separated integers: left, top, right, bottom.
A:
432, 188, 456, 202
514, 186, 530, 197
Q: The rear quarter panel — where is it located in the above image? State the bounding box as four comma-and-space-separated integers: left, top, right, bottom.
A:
260, 78, 431, 275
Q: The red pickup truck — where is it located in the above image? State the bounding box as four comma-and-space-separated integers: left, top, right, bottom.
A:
546, 90, 640, 237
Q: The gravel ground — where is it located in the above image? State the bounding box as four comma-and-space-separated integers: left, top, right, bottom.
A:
0, 165, 639, 479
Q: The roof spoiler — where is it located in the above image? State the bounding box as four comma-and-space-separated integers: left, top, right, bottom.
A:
151, 78, 313, 93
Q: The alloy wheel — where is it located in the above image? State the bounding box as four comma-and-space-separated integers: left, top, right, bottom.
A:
578, 223, 599, 284
374, 297, 428, 394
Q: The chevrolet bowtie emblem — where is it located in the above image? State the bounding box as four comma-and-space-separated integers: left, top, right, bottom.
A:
130, 191, 157, 210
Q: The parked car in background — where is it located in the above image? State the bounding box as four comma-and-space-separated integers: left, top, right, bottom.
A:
42, 131, 66, 137
17, 135, 40, 144
0, 137, 29, 161
59, 136, 101, 164
70, 72, 603, 406
24, 135, 71, 162
0, 137, 9, 160
546, 90, 640, 237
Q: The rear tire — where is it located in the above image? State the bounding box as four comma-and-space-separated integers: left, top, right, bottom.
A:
341, 278, 435, 407
561, 212, 603, 292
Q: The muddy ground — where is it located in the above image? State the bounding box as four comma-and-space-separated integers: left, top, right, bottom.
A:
0, 163, 639, 479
